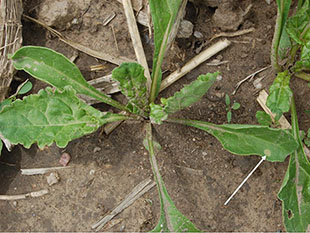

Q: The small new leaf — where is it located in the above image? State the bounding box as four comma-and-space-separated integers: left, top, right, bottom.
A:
225, 94, 230, 106
18, 81, 33, 95
169, 118, 298, 162
162, 72, 218, 114
231, 102, 240, 110
150, 103, 168, 124
112, 63, 148, 115
0, 86, 128, 149
267, 71, 292, 120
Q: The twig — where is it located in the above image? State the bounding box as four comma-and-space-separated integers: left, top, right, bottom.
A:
160, 39, 231, 91
206, 60, 229, 66
210, 27, 255, 42
103, 12, 116, 26
256, 90, 291, 129
91, 178, 155, 231
21, 166, 71, 175
224, 156, 266, 205
122, 0, 152, 90
232, 65, 271, 95
23, 15, 133, 66
110, 25, 119, 53
0, 189, 49, 200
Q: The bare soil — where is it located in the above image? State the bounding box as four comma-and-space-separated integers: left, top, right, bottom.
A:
1, 0, 310, 231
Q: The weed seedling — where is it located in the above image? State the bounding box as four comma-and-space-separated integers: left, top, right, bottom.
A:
225, 94, 240, 123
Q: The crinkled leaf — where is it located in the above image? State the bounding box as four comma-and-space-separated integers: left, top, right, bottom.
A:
150, 103, 168, 124
161, 72, 218, 114
18, 81, 33, 95
149, 0, 183, 102
279, 28, 292, 59
112, 63, 148, 115
256, 111, 273, 126
286, 0, 310, 45
145, 123, 201, 232
11, 46, 126, 111
0, 86, 128, 149
169, 118, 298, 162
294, 41, 310, 72
267, 71, 292, 120
278, 98, 310, 232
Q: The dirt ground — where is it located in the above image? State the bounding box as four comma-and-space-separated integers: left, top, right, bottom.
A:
1, 0, 310, 231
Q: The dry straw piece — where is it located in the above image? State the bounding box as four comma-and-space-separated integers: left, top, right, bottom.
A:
0, 0, 23, 101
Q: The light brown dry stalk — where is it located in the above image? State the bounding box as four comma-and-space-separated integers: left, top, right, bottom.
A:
209, 27, 255, 42
0, 0, 23, 101
23, 15, 133, 66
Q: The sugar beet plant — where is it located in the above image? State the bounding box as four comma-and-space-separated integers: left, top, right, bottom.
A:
266, 0, 310, 231
0, 0, 299, 231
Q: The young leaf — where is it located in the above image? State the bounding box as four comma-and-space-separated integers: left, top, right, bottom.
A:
149, 0, 183, 102
168, 118, 298, 162
286, 0, 310, 45
0, 86, 129, 149
150, 103, 168, 124
18, 81, 33, 95
227, 111, 232, 123
11, 46, 127, 111
256, 111, 273, 126
278, 97, 310, 232
231, 102, 240, 110
0, 140, 2, 155
266, 71, 292, 120
161, 72, 218, 114
225, 94, 230, 106
294, 41, 310, 72
145, 123, 201, 232
112, 63, 148, 115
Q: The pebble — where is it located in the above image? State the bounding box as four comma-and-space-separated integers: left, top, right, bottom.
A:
93, 147, 101, 153
46, 172, 60, 186
59, 152, 71, 166
194, 31, 203, 39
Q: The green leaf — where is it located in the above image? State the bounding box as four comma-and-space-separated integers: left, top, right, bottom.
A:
18, 81, 33, 95
149, 0, 183, 102
279, 28, 292, 59
0, 140, 2, 155
227, 111, 232, 123
150, 103, 168, 124
0, 86, 129, 149
231, 102, 240, 110
278, 97, 310, 232
294, 41, 310, 72
286, 0, 310, 45
267, 71, 292, 120
225, 94, 230, 106
0, 99, 12, 112
161, 72, 217, 114
168, 118, 298, 162
11, 46, 127, 111
145, 123, 201, 232
256, 111, 273, 126
112, 63, 148, 115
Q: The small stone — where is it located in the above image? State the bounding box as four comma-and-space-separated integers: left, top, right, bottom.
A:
177, 20, 194, 38
216, 75, 223, 81
46, 172, 60, 186
193, 31, 204, 39
59, 152, 71, 166
89, 169, 95, 175
202, 151, 208, 156
12, 201, 17, 207
215, 92, 225, 98
93, 147, 101, 153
